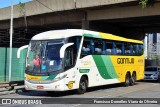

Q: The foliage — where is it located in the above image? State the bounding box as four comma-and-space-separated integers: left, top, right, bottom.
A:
139, 0, 155, 8
17, 2, 28, 31
17, 2, 26, 17
139, 0, 148, 8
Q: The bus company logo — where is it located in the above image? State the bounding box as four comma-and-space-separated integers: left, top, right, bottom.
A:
117, 58, 134, 64
26, 74, 39, 80
81, 60, 91, 66
30, 76, 39, 80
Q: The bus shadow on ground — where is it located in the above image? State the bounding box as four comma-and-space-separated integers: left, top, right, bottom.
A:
17, 83, 139, 97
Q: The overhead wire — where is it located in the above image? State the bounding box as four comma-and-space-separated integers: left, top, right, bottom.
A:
35, 0, 55, 12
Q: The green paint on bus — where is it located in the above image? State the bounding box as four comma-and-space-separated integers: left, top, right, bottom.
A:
92, 55, 119, 79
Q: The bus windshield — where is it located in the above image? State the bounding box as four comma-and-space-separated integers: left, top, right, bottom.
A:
26, 40, 64, 75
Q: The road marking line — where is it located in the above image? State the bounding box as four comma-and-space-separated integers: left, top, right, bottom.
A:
97, 95, 112, 98
69, 104, 82, 107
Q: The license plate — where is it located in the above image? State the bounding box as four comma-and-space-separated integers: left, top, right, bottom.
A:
37, 86, 44, 89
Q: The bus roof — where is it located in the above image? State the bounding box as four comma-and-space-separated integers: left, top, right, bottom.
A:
31, 29, 143, 44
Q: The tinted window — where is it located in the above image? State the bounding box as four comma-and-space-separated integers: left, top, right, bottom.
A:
81, 37, 91, 57
80, 37, 143, 56
124, 43, 131, 55
94, 39, 102, 54
105, 41, 113, 55
137, 44, 144, 55
115, 42, 123, 55
133, 44, 137, 55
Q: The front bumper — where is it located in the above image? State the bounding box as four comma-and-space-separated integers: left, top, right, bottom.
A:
25, 79, 65, 91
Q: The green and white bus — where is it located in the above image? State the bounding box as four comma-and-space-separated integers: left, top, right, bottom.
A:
17, 29, 144, 94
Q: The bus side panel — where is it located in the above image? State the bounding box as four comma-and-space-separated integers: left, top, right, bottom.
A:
109, 55, 144, 81
77, 55, 120, 88
74, 54, 144, 89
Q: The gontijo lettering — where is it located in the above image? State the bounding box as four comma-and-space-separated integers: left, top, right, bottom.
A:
117, 58, 134, 64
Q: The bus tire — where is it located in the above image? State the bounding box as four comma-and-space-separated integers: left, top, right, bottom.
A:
124, 73, 130, 87
157, 74, 160, 82
130, 72, 136, 86
77, 76, 87, 94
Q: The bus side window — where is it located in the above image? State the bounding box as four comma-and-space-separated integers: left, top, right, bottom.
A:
141, 45, 144, 55
112, 42, 116, 55
81, 37, 91, 58
124, 43, 131, 55
105, 41, 112, 55
94, 39, 102, 54
102, 40, 106, 55
133, 44, 137, 56
115, 42, 123, 55
137, 44, 144, 56
130, 44, 133, 55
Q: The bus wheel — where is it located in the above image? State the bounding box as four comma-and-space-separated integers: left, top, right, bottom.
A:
124, 73, 130, 87
157, 74, 160, 82
77, 76, 87, 94
130, 72, 136, 86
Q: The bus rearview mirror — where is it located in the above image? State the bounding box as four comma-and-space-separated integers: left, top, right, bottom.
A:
60, 43, 74, 58
17, 45, 29, 58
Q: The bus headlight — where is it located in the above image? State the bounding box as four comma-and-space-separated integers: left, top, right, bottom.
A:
53, 74, 67, 82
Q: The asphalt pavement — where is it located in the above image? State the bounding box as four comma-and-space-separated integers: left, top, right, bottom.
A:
0, 81, 159, 107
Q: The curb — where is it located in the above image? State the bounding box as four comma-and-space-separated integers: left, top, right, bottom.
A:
0, 90, 16, 96
0, 86, 25, 96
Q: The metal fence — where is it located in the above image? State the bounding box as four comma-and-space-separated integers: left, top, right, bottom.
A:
0, 47, 27, 82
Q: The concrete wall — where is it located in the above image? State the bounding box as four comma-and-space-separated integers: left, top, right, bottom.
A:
1, 0, 160, 21
0, 0, 76, 20
76, 0, 136, 8
88, 2, 160, 20
0, 0, 136, 21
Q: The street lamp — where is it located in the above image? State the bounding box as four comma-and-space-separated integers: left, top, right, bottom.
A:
9, 0, 14, 82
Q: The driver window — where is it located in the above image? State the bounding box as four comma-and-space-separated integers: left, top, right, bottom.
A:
64, 48, 73, 69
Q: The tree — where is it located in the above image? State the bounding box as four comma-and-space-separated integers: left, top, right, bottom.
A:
139, 0, 155, 8
17, 2, 27, 31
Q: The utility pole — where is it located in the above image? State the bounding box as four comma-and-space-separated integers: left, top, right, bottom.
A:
9, 0, 13, 82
